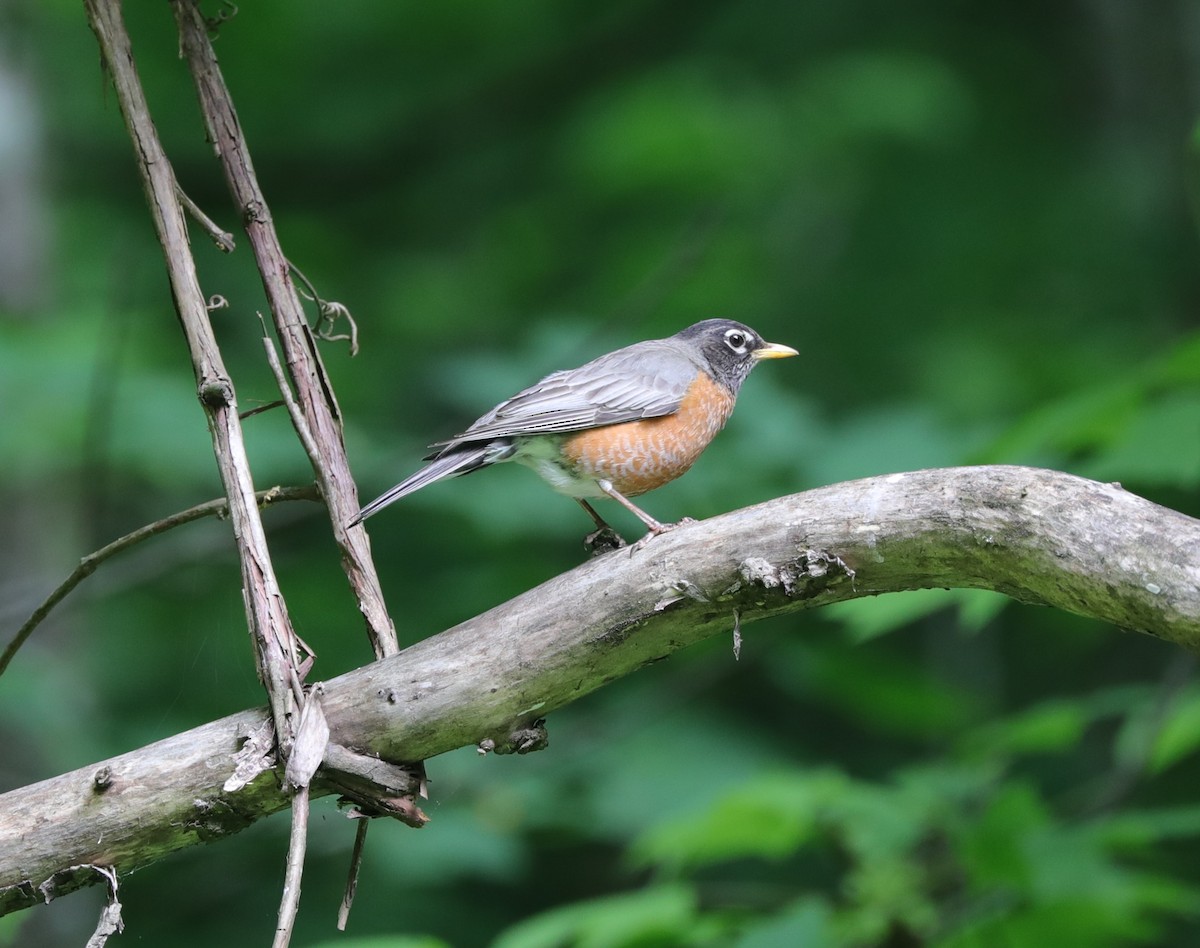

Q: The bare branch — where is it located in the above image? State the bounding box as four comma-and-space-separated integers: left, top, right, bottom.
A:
272, 786, 309, 948
3, 467, 1198, 916
170, 0, 397, 661
174, 182, 235, 253
337, 821, 370, 931
84, 0, 304, 750
239, 399, 286, 420
0, 485, 320, 679
262, 335, 323, 475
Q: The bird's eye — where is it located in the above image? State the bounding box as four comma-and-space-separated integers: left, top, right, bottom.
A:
725, 330, 747, 351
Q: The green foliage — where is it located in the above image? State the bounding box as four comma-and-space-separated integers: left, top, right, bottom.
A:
981, 331, 1200, 489
1140, 686, 1200, 775
632, 771, 841, 873
492, 884, 707, 948
3, 1, 1200, 947
579, 752, 1200, 946
309, 939, 451, 948
826, 589, 1010, 643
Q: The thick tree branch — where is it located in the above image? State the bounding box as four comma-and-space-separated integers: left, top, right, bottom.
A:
3, 467, 1197, 915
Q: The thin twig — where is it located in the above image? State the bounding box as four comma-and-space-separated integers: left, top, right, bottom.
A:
271, 689, 328, 947
271, 784, 308, 948
262, 333, 323, 470
337, 819, 370, 931
240, 399, 286, 420
254, 334, 343, 688
175, 182, 235, 253
0, 485, 320, 679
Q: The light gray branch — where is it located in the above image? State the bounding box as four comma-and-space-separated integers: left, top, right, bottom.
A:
3, 467, 1198, 916
170, 0, 398, 661
83, 0, 303, 757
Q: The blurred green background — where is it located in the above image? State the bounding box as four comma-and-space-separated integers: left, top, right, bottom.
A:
3, 0, 1200, 945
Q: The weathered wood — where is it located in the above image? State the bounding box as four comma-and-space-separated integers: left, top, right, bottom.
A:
82, 0, 302, 755
171, 0, 398, 661
3, 467, 1197, 915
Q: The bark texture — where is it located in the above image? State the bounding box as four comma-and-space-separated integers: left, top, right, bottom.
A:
2, 466, 1198, 915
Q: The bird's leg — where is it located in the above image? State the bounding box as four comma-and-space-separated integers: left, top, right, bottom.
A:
594, 479, 699, 554
594, 480, 667, 533
577, 498, 613, 530
577, 498, 627, 555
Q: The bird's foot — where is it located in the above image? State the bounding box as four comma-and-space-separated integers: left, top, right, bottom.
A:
584, 525, 627, 557
627, 516, 698, 555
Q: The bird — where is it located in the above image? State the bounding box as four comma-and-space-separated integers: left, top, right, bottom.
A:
351, 318, 797, 545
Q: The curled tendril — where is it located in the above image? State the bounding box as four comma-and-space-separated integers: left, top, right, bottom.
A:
288, 261, 360, 356
204, 1, 239, 36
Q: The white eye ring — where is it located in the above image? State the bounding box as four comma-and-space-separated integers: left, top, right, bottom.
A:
724, 329, 749, 352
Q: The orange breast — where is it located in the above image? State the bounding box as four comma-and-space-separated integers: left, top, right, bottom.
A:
559, 372, 736, 496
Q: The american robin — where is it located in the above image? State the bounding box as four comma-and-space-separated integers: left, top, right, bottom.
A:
352, 319, 797, 543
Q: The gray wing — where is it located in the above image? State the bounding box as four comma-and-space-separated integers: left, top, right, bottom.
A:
430, 340, 698, 451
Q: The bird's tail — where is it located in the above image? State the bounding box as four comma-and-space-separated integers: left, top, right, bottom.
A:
350, 445, 497, 526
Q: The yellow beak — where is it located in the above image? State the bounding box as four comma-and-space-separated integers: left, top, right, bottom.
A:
752, 341, 799, 360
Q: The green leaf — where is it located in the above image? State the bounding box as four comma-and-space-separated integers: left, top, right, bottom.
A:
1080, 391, 1200, 488
963, 700, 1089, 758
980, 381, 1144, 464
1147, 686, 1200, 773
956, 782, 1050, 889
734, 897, 838, 948
776, 639, 982, 739
837, 856, 938, 944
1153, 332, 1200, 385
631, 771, 846, 874
308, 938, 450, 948
491, 884, 700, 948
826, 588, 1008, 643
1098, 805, 1200, 850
